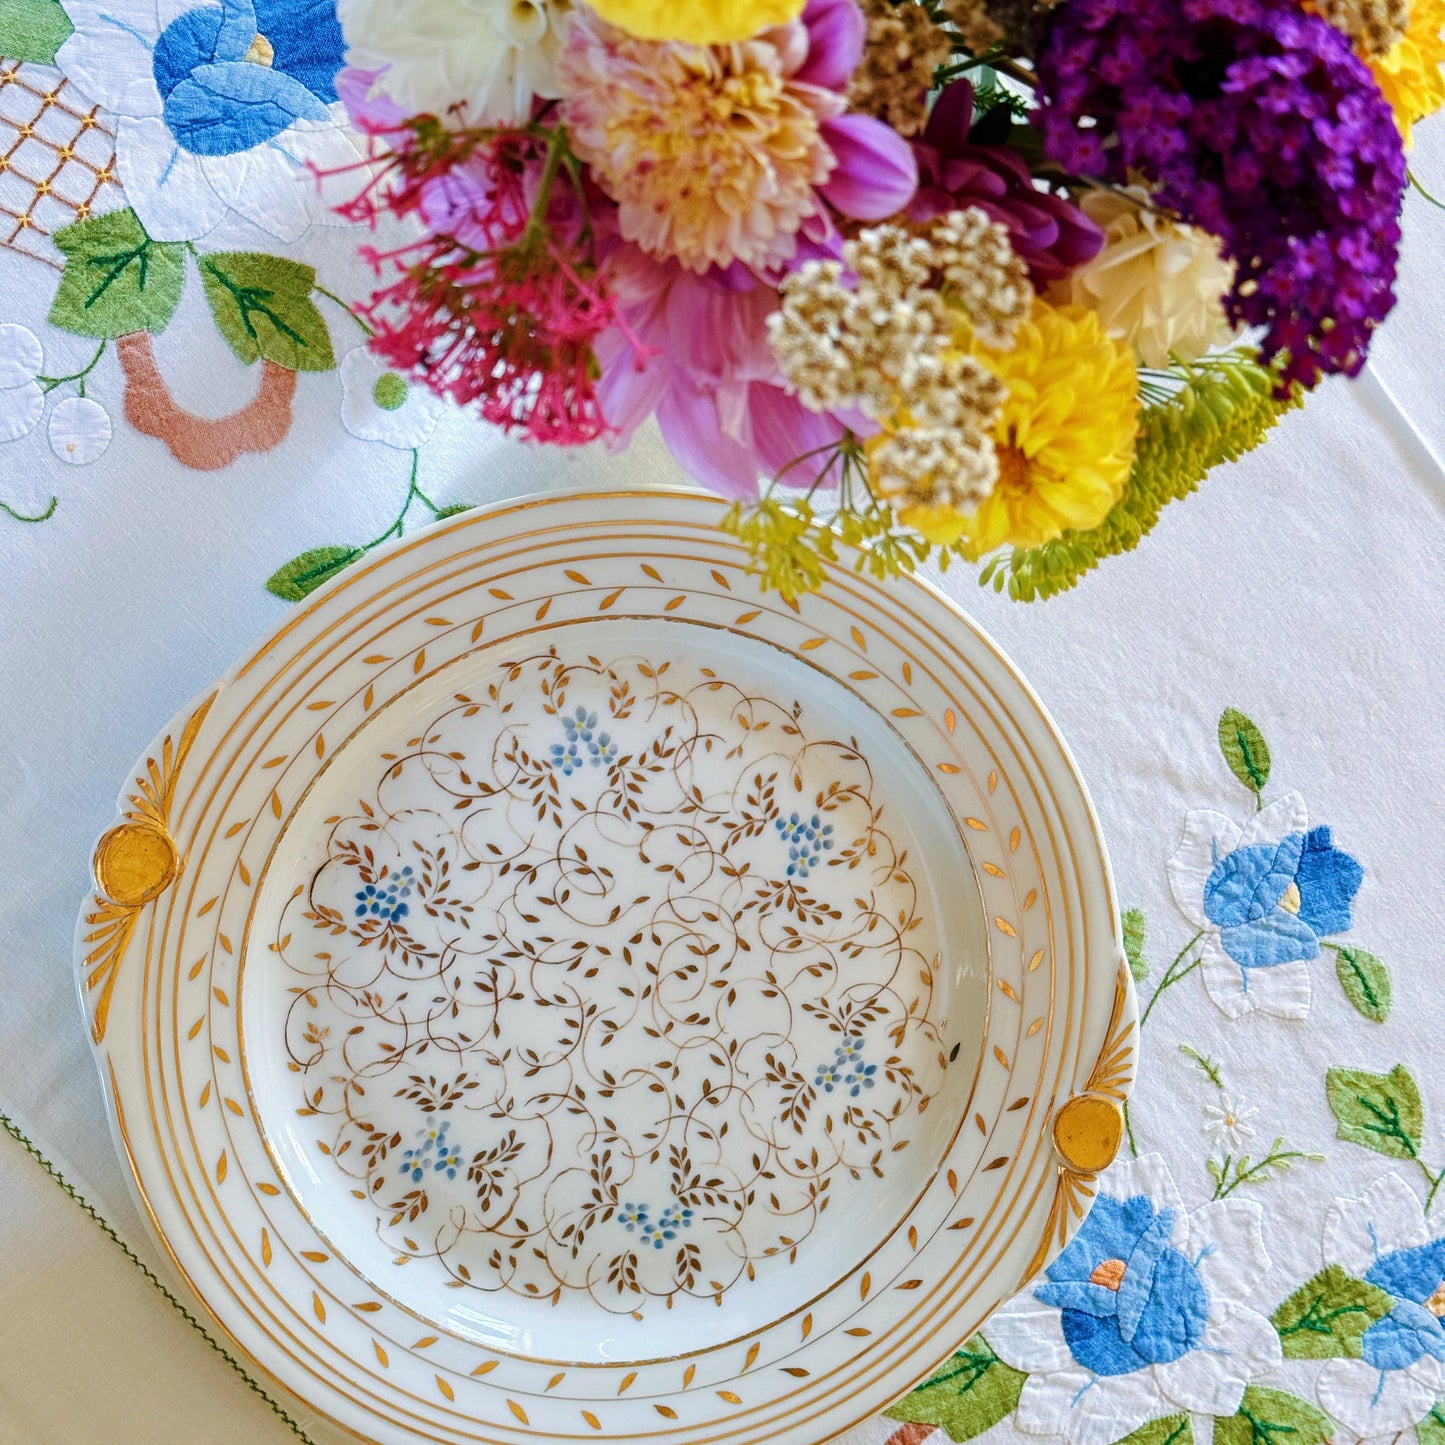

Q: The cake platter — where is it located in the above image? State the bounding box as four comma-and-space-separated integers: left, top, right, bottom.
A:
77, 487, 1134, 1444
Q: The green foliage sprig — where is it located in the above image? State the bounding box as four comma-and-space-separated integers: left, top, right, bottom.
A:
724, 346, 1303, 605
979, 349, 1303, 601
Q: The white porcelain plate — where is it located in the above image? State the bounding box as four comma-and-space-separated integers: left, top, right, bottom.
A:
77, 488, 1134, 1445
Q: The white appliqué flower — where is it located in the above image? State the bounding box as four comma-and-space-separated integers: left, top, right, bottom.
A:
987, 1154, 1280, 1445
49, 395, 112, 464
1167, 791, 1364, 1021
1204, 1094, 1260, 1151
338, 0, 571, 123
0, 323, 45, 441
1316, 1173, 1445, 1442
339, 346, 443, 449
57, 0, 364, 243
1054, 187, 1237, 368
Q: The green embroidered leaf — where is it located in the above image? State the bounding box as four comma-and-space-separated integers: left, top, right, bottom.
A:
1414, 1400, 1445, 1445
1335, 946, 1392, 1023
265, 546, 364, 602
0, 0, 73, 61
1215, 1388, 1334, 1445
200, 253, 335, 372
1218, 708, 1272, 795
1271, 1264, 1396, 1359
1326, 1065, 1423, 1161
1116, 1416, 1194, 1445
49, 209, 186, 339
433, 504, 475, 520
884, 1335, 1026, 1442
1122, 908, 1149, 982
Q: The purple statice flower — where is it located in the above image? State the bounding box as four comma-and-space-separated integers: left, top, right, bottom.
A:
908, 81, 1104, 285
1033, 0, 1407, 390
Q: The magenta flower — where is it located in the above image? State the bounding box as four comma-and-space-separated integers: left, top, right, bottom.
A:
1034, 0, 1407, 390
908, 81, 1104, 285
594, 246, 851, 499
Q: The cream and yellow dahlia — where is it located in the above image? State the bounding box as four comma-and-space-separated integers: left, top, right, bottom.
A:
560, 13, 832, 272
1056, 188, 1236, 368
1369, 0, 1445, 143
958, 302, 1140, 554
583, 0, 806, 44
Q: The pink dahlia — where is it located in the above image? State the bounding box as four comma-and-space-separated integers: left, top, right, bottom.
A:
595, 245, 852, 498
560, 0, 916, 274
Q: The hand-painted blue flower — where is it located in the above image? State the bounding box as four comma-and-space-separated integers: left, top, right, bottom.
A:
775, 811, 835, 879
153, 0, 345, 157
354, 866, 414, 922
1361, 1238, 1445, 1371
1034, 1193, 1209, 1377
1202, 826, 1363, 970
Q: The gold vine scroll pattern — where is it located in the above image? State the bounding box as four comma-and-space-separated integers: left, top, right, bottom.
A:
84, 694, 215, 1043
274, 647, 949, 1313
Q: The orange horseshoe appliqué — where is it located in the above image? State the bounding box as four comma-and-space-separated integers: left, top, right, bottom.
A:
117, 331, 298, 471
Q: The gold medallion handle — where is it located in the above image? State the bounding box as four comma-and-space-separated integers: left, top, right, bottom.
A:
93, 822, 179, 907
1052, 1092, 1125, 1175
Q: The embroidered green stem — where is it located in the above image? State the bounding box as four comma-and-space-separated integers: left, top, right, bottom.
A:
1138, 930, 1206, 1031
0, 1106, 317, 1444
1, 496, 59, 523
37, 339, 107, 397
1124, 931, 1206, 1157
1180, 1045, 1225, 1087
362, 450, 440, 550
1208, 1139, 1324, 1200
315, 284, 375, 338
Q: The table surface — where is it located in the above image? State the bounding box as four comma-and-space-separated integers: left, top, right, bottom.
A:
3, 38, 1445, 1445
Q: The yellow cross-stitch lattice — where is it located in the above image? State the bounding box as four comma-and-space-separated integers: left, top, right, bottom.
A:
0, 60, 124, 268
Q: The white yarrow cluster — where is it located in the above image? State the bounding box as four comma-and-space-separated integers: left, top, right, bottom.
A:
768, 209, 1030, 512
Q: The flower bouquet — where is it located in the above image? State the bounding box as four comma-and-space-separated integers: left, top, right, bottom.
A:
333, 0, 1441, 599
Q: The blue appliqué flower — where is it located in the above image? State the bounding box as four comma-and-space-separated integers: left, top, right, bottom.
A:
1034, 1192, 1209, 1376
153, 0, 346, 157
1202, 824, 1362, 970
774, 811, 835, 879
1314, 1175, 1445, 1436
1170, 792, 1364, 1018
987, 1156, 1280, 1443
354, 866, 414, 922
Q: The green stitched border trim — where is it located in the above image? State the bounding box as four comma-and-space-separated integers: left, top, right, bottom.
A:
0, 1107, 318, 1444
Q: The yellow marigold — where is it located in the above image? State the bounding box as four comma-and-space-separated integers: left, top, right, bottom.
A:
1369, 0, 1445, 144
584, 0, 806, 44
957, 302, 1140, 555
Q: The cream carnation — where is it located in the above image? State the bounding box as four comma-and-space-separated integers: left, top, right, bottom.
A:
339, 0, 571, 123
1055, 188, 1237, 368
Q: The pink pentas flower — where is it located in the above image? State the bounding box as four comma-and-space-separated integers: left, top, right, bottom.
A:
342, 121, 633, 446
594, 245, 851, 499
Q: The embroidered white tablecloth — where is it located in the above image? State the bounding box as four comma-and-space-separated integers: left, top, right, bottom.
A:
2, 14, 1445, 1445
